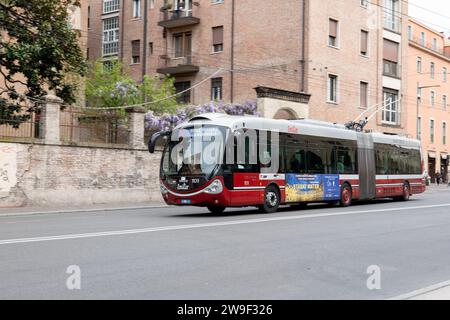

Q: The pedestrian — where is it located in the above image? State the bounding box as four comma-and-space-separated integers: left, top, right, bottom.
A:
436, 172, 441, 186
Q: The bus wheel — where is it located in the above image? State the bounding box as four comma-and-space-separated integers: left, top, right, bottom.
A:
259, 185, 280, 214
397, 183, 411, 201
207, 205, 226, 214
340, 184, 352, 207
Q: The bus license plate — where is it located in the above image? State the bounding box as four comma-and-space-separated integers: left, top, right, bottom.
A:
180, 199, 191, 204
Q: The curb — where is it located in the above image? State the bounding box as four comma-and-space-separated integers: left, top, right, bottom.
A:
0, 204, 170, 218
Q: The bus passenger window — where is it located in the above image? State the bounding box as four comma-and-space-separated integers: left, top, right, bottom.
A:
286, 148, 305, 173
306, 149, 325, 174
336, 148, 357, 174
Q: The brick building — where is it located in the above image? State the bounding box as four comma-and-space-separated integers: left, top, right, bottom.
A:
88, 0, 408, 133
405, 18, 450, 182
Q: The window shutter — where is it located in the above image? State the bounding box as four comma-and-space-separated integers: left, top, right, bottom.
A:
212, 26, 223, 45
132, 40, 140, 57
329, 19, 338, 37
383, 39, 399, 63
360, 82, 368, 108
361, 30, 368, 53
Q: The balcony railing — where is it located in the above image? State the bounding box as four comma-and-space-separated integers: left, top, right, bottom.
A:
383, 15, 401, 33
383, 60, 401, 78
156, 55, 199, 75
158, 7, 200, 28
410, 35, 450, 59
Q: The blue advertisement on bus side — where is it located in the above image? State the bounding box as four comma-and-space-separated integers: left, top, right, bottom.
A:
285, 174, 340, 202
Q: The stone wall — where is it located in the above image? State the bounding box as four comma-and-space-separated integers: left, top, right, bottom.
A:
0, 142, 163, 207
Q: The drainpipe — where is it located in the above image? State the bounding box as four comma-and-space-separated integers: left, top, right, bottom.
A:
230, 0, 235, 102
142, 0, 149, 81
120, 0, 125, 62
300, 0, 307, 93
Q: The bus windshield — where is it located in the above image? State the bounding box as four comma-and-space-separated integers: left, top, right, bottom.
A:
161, 125, 228, 177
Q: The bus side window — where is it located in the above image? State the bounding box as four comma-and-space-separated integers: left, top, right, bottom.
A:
285, 147, 305, 173
306, 148, 326, 174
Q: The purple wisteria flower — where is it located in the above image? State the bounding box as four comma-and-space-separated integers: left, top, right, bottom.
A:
145, 101, 259, 131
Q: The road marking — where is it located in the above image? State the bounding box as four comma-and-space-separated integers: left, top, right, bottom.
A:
389, 280, 450, 300
1, 203, 450, 246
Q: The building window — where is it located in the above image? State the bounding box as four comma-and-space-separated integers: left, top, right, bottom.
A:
443, 95, 447, 109
133, 0, 141, 18
174, 81, 191, 104
444, 122, 447, 145
212, 0, 224, 3
149, 0, 155, 9
430, 90, 435, 107
361, 30, 368, 56
417, 87, 422, 100
149, 42, 153, 54
211, 78, 223, 100
131, 40, 140, 64
360, 0, 368, 8
103, 0, 120, 14
432, 38, 437, 51
420, 32, 425, 46
383, 39, 399, 78
327, 74, 338, 103
328, 19, 338, 47
443, 67, 447, 82
173, 32, 192, 58
360, 81, 368, 108
382, 89, 399, 125
102, 17, 119, 56
417, 57, 422, 73
103, 59, 115, 72
407, 25, 413, 40
430, 62, 435, 78
417, 117, 422, 140
430, 119, 435, 143
383, 0, 400, 32
212, 26, 224, 53
88, 6, 91, 29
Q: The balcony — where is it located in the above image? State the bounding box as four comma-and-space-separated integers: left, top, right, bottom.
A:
383, 60, 401, 79
410, 35, 450, 59
158, 8, 200, 29
383, 15, 401, 33
156, 55, 199, 76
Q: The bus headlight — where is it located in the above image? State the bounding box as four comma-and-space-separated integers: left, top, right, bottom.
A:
160, 184, 169, 195
204, 179, 223, 194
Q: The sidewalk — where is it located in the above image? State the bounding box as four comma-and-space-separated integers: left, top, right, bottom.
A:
0, 201, 168, 217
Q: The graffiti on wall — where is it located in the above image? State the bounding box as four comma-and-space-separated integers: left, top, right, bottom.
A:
0, 143, 17, 196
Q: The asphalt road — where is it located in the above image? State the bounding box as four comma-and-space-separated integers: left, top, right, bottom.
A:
1, 187, 450, 300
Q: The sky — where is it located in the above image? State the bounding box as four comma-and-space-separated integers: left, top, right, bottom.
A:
408, 0, 450, 35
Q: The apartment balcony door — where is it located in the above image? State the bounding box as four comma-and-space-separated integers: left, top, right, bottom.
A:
174, 0, 192, 17
174, 32, 192, 63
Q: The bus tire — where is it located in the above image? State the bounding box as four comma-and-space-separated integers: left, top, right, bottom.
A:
340, 183, 352, 207
259, 185, 280, 214
396, 183, 410, 201
207, 205, 226, 214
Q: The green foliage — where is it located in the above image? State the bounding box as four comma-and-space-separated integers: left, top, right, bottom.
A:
0, 0, 87, 125
85, 60, 178, 114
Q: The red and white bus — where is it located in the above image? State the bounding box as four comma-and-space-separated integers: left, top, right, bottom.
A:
149, 113, 426, 214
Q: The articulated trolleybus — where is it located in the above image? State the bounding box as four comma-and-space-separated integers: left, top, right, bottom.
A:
149, 113, 426, 214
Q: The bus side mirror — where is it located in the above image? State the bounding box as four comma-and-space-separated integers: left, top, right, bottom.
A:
148, 130, 171, 153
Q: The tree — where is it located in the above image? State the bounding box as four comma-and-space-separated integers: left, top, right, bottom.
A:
85, 60, 178, 114
0, 0, 86, 126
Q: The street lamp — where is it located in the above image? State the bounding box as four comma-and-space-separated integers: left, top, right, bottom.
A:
416, 83, 440, 140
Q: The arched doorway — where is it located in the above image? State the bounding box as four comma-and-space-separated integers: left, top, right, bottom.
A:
273, 108, 298, 120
